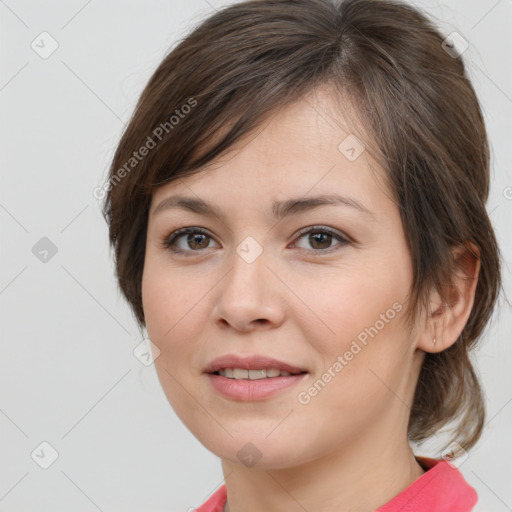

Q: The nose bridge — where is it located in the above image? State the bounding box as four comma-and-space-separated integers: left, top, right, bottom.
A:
226, 235, 270, 301
213, 235, 284, 329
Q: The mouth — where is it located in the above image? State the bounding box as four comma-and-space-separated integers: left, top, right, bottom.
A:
203, 354, 308, 377
206, 369, 308, 401
203, 354, 309, 400
211, 368, 307, 379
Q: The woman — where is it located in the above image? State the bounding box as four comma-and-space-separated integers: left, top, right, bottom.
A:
102, 0, 503, 510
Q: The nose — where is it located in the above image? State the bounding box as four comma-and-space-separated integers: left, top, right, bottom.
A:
211, 243, 286, 332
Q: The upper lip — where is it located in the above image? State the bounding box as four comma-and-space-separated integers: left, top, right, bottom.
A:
204, 354, 308, 374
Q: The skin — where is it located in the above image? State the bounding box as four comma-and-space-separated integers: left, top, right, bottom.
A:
141, 87, 480, 512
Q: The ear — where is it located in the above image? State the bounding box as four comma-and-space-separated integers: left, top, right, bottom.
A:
417, 242, 481, 353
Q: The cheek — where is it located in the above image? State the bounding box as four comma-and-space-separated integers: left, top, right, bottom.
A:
141, 269, 172, 338
142, 258, 195, 338
294, 289, 410, 442
296, 258, 409, 346
141, 260, 209, 373
295, 252, 412, 402
141, 263, 204, 415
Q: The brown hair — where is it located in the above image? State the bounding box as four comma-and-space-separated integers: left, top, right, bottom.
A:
102, 0, 503, 452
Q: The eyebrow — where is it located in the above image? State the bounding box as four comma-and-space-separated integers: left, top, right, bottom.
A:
152, 193, 375, 221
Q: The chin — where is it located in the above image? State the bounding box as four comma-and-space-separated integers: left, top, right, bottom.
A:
197, 433, 312, 470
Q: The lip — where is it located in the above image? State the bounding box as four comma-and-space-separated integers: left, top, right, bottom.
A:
206, 372, 308, 401
203, 354, 308, 375
203, 354, 309, 401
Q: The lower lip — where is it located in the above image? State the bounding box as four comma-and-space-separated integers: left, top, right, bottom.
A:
206, 373, 308, 401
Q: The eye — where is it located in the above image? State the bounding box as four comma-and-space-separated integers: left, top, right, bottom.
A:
292, 226, 350, 253
162, 227, 218, 255
161, 225, 350, 256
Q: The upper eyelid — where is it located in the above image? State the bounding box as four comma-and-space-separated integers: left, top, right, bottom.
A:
294, 225, 350, 241
166, 225, 346, 240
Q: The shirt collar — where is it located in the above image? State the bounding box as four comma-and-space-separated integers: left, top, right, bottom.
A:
376, 456, 478, 511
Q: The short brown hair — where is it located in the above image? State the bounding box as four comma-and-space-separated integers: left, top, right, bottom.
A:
103, 0, 503, 452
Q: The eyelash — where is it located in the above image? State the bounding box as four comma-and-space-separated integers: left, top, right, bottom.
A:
161, 225, 350, 256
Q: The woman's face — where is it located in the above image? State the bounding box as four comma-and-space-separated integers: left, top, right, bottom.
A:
142, 89, 424, 469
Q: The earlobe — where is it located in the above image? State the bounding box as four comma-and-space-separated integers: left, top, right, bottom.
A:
419, 242, 481, 354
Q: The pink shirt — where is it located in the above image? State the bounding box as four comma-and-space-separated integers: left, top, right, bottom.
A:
195, 456, 478, 511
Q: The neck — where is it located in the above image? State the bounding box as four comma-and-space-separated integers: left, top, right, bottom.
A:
221, 428, 425, 512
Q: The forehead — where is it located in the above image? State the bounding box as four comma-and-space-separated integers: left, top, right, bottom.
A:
150, 88, 393, 217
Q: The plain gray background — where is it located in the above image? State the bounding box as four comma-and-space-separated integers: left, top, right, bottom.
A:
0, 0, 511, 511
